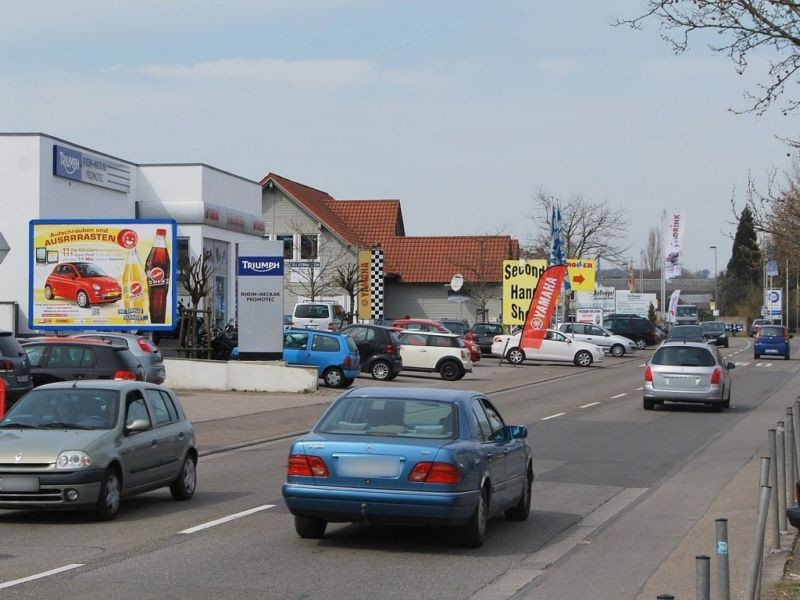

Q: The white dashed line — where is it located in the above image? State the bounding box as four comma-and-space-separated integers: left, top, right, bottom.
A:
610, 393, 627, 399
580, 402, 601, 409
541, 413, 565, 421
179, 505, 275, 534
635, 387, 643, 391
0, 564, 84, 590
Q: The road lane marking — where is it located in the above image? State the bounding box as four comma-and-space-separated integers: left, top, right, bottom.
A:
541, 413, 565, 421
635, 386, 643, 391
179, 505, 275, 534
0, 564, 84, 589
610, 393, 627, 399
579, 402, 600, 409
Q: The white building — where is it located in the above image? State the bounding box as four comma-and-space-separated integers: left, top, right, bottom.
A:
0, 133, 264, 334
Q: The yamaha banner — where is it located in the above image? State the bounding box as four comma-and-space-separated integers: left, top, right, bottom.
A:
520, 264, 567, 350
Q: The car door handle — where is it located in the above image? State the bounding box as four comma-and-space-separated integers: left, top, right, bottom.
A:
151, 440, 158, 447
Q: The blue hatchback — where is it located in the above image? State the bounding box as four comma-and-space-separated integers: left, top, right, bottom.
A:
283, 328, 361, 387
282, 387, 533, 548
754, 325, 791, 360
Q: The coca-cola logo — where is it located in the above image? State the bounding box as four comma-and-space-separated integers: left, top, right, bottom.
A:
130, 282, 143, 295
118, 229, 139, 249
150, 267, 165, 283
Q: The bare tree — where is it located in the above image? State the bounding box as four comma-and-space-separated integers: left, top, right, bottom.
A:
615, 1, 800, 115
332, 262, 360, 324
287, 221, 355, 301
640, 227, 662, 276
528, 190, 630, 266
176, 249, 214, 357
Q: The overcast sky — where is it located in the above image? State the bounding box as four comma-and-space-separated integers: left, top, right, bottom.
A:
2, 0, 794, 272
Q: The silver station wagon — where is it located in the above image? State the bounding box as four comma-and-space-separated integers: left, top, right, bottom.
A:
0, 380, 197, 520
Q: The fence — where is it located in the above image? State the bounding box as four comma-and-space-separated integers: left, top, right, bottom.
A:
657, 400, 800, 599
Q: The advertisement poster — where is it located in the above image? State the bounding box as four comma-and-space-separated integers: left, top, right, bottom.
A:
29, 220, 177, 331
502, 259, 547, 325
664, 212, 685, 280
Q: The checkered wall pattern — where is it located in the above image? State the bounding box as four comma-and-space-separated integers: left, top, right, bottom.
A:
370, 247, 384, 320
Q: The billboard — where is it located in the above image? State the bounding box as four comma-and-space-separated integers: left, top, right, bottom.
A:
29, 220, 177, 330
502, 259, 547, 325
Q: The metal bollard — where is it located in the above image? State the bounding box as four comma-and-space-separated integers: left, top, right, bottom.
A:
696, 555, 710, 600
786, 409, 796, 513
745, 485, 772, 600
760, 456, 770, 488
716, 518, 730, 600
768, 429, 781, 550
777, 422, 788, 532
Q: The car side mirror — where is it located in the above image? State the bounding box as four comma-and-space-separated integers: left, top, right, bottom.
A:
125, 418, 150, 433
726, 362, 736, 370
506, 425, 528, 440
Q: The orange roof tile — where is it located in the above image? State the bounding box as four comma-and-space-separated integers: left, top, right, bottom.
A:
335, 199, 405, 244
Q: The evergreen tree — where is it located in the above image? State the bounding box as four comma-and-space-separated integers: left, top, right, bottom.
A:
719, 206, 762, 317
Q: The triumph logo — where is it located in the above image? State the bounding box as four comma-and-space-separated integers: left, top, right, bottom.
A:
59, 151, 81, 175
242, 260, 280, 273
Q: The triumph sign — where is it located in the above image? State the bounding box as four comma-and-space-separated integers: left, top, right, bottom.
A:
53, 144, 132, 193
237, 241, 284, 360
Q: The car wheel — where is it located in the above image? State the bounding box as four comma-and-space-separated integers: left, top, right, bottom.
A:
76, 290, 91, 308
323, 367, 345, 388
724, 343, 729, 348
294, 515, 327, 539
370, 359, 391, 380
439, 360, 462, 381
506, 347, 525, 365
170, 454, 197, 501
711, 402, 723, 413
786, 353, 791, 361
505, 468, 532, 522
643, 397, 654, 410
754, 353, 760, 359
634, 338, 647, 350
574, 350, 593, 367
460, 487, 489, 548
610, 344, 625, 357
95, 467, 121, 521
342, 377, 355, 387
44, 285, 54, 300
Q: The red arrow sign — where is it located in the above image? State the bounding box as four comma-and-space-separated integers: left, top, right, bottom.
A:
572, 274, 585, 284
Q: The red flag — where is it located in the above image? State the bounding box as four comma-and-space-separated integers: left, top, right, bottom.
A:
520, 265, 567, 350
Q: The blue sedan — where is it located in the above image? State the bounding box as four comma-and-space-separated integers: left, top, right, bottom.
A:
282, 387, 533, 547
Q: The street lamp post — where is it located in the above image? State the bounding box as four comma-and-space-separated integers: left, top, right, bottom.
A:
710, 245, 718, 305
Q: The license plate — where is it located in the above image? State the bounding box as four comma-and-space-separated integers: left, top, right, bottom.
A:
336, 456, 402, 478
765, 349, 778, 354
16, 375, 29, 383
0, 476, 39, 492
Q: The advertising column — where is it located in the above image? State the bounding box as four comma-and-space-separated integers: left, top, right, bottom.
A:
236, 240, 284, 361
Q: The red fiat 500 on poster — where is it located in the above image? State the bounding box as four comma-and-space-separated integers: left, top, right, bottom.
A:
44, 262, 122, 308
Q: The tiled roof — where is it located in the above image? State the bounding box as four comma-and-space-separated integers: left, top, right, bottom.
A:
335, 199, 406, 242
262, 173, 519, 284
381, 236, 519, 284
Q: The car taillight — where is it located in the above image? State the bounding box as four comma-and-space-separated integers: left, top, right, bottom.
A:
408, 462, 461, 484
343, 355, 352, 367
287, 454, 329, 477
710, 367, 722, 384
113, 370, 138, 380
137, 338, 157, 353
644, 366, 653, 382
385, 344, 395, 354
0, 360, 13, 374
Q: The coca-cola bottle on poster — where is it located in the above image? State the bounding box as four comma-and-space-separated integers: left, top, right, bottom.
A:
145, 228, 170, 324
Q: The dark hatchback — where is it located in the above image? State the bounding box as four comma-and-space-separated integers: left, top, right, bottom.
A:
20, 338, 146, 387
0, 331, 33, 404
700, 321, 729, 347
603, 314, 657, 349
341, 324, 403, 381
470, 323, 504, 354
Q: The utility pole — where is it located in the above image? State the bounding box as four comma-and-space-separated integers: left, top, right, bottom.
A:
709, 245, 717, 305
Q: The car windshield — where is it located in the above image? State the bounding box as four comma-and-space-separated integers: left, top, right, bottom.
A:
473, 324, 503, 336
759, 326, 785, 337
295, 304, 330, 318
668, 326, 703, 339
0, 388, 119, 429
701, 322, 725, 332
316, 397, 457, 439
75, 263, 107, 277
652, 346, 716, 367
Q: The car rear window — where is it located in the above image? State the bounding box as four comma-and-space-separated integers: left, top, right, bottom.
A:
652, 346, 716, 367
473, 324, 503, 335
294, 304, 331, 319
345, 337, 358, 353
442, 322, 467, 335
759, 326, 785, 337
701, 322, 725, 332
0, 334, 23, 357
317, 397, 457, 439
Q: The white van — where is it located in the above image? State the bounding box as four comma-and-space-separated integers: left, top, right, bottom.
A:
291, 301, 346, 331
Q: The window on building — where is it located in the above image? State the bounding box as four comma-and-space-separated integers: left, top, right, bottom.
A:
277, 235, 294, 259
300, 234, 318, 260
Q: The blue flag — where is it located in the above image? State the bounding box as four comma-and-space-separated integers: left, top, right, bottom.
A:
549, 205, 570, 291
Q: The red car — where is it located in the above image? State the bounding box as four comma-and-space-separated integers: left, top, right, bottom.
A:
44, 262, 122, 308
391, 318, 481, 362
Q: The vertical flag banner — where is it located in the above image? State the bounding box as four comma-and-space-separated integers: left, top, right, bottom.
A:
665, 213, 685, 280
667, 289, 682, 323
549, 205, 570, 291
357, 250, 372, 321
520, 264, 568, 350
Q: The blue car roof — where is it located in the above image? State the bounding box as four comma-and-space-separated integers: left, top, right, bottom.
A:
338, 387, 479, 403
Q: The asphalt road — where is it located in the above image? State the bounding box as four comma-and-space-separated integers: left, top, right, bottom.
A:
0, 337, 796, 599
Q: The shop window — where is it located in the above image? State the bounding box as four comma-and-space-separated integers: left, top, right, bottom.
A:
277, 235, 294, 259
300, 234, 318, 260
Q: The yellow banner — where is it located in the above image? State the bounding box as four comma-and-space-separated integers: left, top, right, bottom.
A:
502, 259, 547, 325
357, 250, 372, 320
567, 258, 596, 292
